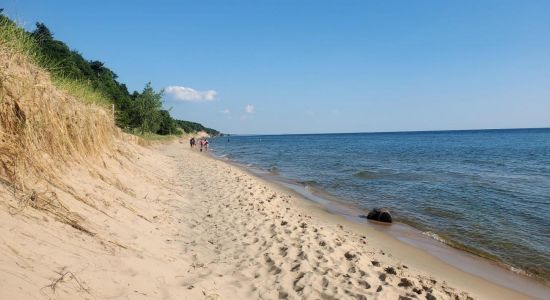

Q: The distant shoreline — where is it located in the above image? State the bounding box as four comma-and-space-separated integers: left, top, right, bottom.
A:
223, 126, 550, 137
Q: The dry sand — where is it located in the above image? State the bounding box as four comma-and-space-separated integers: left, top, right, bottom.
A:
0, 140, 544, 299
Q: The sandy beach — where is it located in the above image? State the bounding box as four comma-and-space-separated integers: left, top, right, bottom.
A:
1, 139, 547, 300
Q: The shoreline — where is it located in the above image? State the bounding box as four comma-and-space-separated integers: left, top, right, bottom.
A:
2, 140, 548, 299
208, 147, 550, 299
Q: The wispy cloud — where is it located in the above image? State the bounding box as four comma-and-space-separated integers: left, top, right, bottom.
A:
245, 104, 254, 114
165, 86, 217, 102
222, 108, 230, 114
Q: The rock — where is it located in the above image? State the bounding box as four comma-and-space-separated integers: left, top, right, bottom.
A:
360, 208, 392, 223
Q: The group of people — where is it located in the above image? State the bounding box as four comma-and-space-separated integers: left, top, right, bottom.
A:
189, 137, 209, 152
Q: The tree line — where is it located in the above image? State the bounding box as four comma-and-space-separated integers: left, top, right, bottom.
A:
0, 12, 219, 136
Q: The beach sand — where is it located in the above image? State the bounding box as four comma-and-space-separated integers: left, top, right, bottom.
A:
0, 140, 544, 299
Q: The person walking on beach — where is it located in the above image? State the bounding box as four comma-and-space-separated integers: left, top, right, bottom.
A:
199, 139, 204, 152
204, 139, 209, 151
190, 137, 195, 148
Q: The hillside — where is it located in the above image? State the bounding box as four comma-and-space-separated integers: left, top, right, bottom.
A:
0, 12, 219, 137
0, 12, 197, 299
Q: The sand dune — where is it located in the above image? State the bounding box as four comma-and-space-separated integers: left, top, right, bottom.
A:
0, 140, 540, 299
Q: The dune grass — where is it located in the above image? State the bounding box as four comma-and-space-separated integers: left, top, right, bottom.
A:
53, 78, 112, 108
0, 17, 112, 108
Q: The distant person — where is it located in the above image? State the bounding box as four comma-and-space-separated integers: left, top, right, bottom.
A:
204, 139, 209, 151
199, 139, 204, 152
189, 137, 195, 148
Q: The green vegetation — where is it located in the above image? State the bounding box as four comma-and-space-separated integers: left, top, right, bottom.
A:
174, 120, 219, 136
0, 11, 219, 136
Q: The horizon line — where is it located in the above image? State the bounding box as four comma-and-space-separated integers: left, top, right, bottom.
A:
220, 126, 550, 137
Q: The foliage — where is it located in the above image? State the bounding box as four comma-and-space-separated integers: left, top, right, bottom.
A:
157, 110, 183, 135
0, 12, 219, 136
129, 83, 163, 134
173, 119, 220, 136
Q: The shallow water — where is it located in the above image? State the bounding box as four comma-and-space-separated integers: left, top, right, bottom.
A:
210, 128, 550, 280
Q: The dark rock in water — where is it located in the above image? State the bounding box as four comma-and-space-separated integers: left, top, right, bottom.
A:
360, 208, 392, 223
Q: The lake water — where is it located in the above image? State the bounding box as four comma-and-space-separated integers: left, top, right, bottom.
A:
210, 128, 550, 281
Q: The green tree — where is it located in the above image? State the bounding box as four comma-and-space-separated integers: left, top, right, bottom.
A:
0, 14, 220, 135
157, 110, 177, 135
131, 82, 164, 134
31, 22, 54, 42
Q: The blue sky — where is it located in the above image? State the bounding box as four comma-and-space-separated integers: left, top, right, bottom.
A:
4, 0, 550, 134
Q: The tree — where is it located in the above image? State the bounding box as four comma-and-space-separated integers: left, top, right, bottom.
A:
31, 22, 54, 42
157, 110, 177, 135
0, 14, 219, 135
131, 82, 164, 134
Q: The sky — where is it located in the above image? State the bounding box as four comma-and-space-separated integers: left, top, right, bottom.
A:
3, 0, 550, 134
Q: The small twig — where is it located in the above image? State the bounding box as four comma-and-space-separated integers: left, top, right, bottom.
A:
42, 267, 91, 296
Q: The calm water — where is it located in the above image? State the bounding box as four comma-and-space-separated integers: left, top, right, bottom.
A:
210, 128, 550, 280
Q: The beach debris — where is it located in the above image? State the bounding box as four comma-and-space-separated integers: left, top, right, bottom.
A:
360, 208, 392, 223
43, 267, 90, 295
384, 266, 397, 275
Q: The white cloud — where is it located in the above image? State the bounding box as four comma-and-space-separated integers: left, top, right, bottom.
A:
245, 104, 254, 114
165, 86, 217, 102
222, 109, 230, 114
